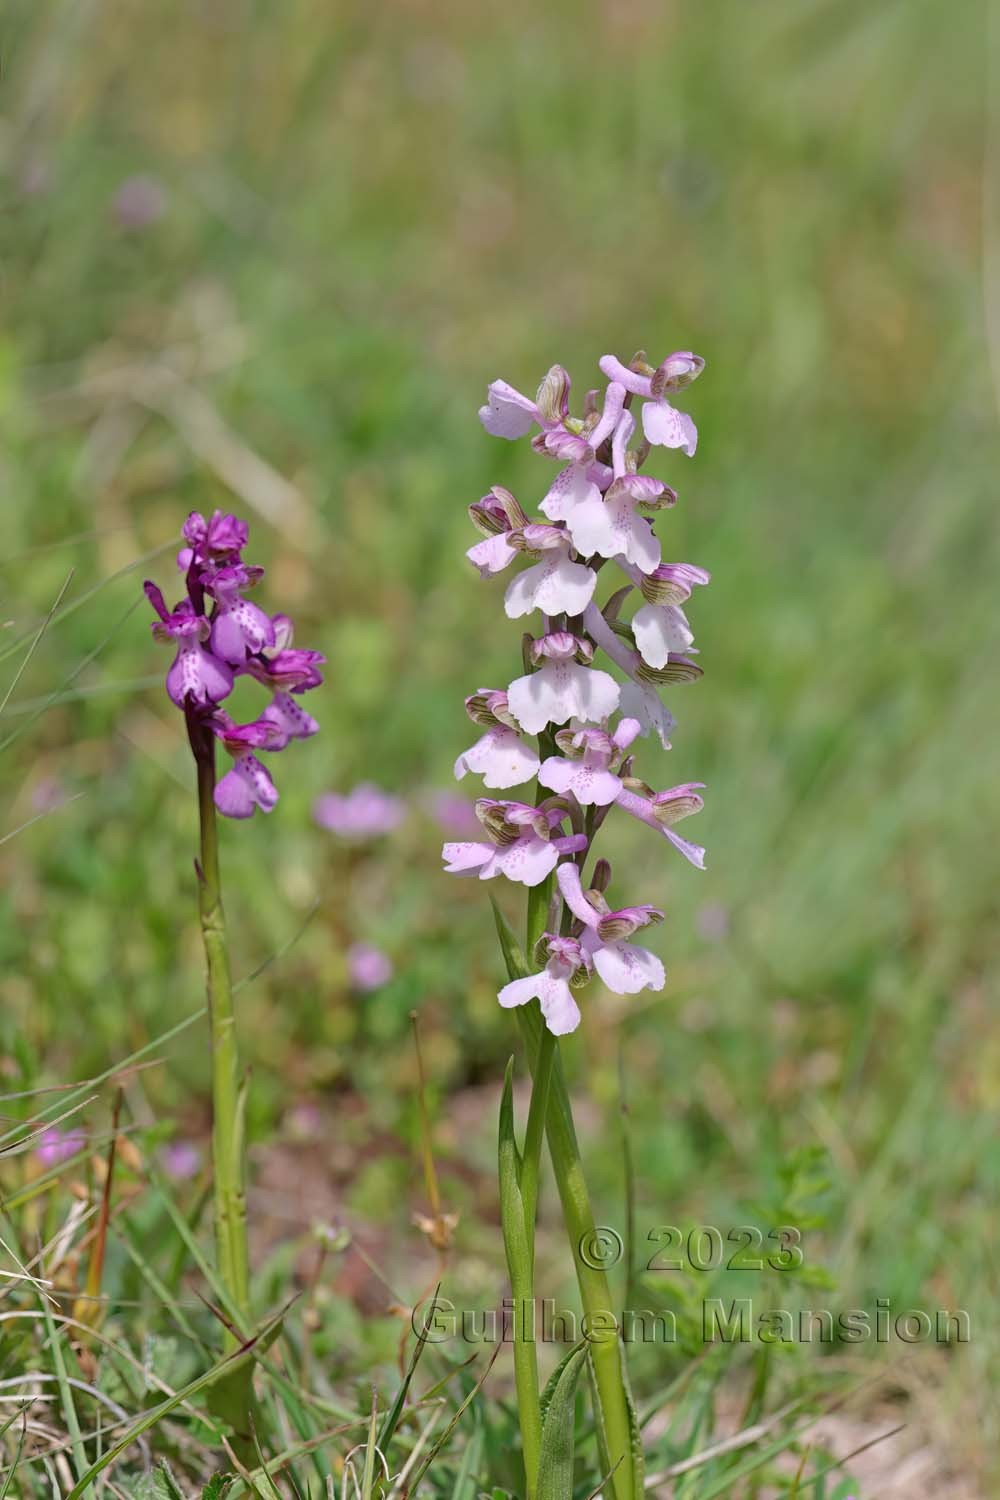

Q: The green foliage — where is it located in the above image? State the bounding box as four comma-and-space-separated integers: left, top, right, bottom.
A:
535, 1344, 589, 1500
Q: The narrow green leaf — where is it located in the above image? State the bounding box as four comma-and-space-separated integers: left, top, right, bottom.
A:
39, 1286, 87, 1484
63, 1308, 286, 1499
538, 1343, 588, 1429
450, 1412, 483, 1500
0, 1404, 29, 1498
498, 1060, 528, 1274
525, 872, 553, 958
377, 1284, 436, 1453
535, 1343, 589, 1500
405, 1343, 502, 1494
359, 1388, 380, 1500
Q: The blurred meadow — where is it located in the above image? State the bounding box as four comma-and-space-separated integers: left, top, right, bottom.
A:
1, 0, 998, 1493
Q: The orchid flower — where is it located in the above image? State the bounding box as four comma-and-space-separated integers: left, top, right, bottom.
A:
144, 509, 323, 1356
145, 585, 234, 708
178, 509, 249, 572
538, 718, 641, 806
454, 689, 540, 789
616, 781, 707, 869
503, 524, 598, 619
211, 713, 281, 819
207, 564, 277, 664
598, 351, 702, 455
443, 800, 586, 887
466, 486, 529, 577
506, 632, 620, 735
557, 862, 666, 995
498, 935, 590, 1036
543, 411, 671, 573
478, 363, 572, 441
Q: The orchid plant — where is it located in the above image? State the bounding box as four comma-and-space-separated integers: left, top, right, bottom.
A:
145, 512, 323, 1355
444, 350, 708, 1500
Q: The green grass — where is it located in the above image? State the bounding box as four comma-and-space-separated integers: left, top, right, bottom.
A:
0, 0, 996, 1493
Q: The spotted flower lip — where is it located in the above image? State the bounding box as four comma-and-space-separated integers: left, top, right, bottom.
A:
455, 723, 540, 789
145, 585, 235, 708
538, 718, 641, 807
507, 632, 619, 735
214, 753, 279, 819
206, 564, 276, 664
503, 528, 597, 620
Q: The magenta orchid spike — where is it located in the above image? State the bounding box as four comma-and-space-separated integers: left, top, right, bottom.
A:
144, 508, 324, 1392
444, 347, 710, 1035
145, 512, 323, 819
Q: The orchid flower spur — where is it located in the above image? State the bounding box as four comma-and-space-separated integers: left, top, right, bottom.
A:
144, 510, 322, 1422
444, 348, 711, 1500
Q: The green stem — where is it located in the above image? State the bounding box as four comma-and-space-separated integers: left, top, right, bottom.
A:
506, 1025, 556, 1499
507, 1234, 542, 1498
499, 1057, 542, 1499
515, 1004, 641, 1500
194, 731, 250, 1344
520, 1027, 555, 1263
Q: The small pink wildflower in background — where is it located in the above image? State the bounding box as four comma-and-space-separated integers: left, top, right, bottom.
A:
347, 943, 394, 991
161, 1141, 202, 1180
426, 790, 480, 836
313, 783, 405, 839
113, 174, 168, 230
31, 777, 68, 813
36, 1127, 86, 1167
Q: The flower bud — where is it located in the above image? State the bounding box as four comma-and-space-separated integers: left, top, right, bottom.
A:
590, 857, 613, 893
469, 486, 528, 536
